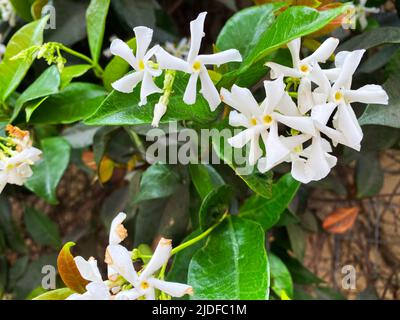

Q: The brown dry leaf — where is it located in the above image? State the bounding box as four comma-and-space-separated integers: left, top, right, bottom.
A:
322, 207, 359, 234
57, 242, 88, 293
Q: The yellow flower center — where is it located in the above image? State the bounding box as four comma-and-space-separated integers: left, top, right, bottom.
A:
263, 114, 273, 125
300, 64, 309, 73
138, 59, 145, 70
192, 60, 202, 72
250, 117, 257, 126
140, 281, 150, 290
6, 163, 14, 170
334, 91, 343, 101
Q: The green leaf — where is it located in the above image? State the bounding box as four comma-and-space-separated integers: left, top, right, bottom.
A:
0, 195, 26, 253
216, 3, 284, 59
269, 252, 293, 299
133, 163, 181, 203
33, 287, 75, 300
188, 216, 269, 299
199, 184, 232, 231
103, 38, 136, 91
339, 26, 400, 51
24, 207, 61, 248
211, 129, 273, 198
86, 0, 110, 64
25, 137, 71, 204
60, 64, 92, 88
7, 256, 29, 292
359, 72, 400, 128
189, 164, 224, 200
240, 173, 300, 230
356, 152, 384, 198
11, 65, 60, 122
28, 83, 107, 124
85, 73, 218, 126
0, 16, 48, 101
0, 256, 7, 297
9, 0, 35, 21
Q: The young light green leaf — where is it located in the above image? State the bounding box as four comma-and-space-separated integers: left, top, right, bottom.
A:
11, 65, 60, 122
24, 207, 61, 248
60, 64, 92, 88
25, 137, 71, 204
188, 216, 269, 299
240, 173, 300, 230
86, 0, 110, 64
33, 287, 75, 300
0, 15, 48, 101
269, 252, 293, 299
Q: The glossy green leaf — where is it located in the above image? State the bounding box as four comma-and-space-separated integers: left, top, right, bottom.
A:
0, 16, 48, 101
60, 64, 92, 88
212, 129, 273, 198
0, 196, 26, 253
11, 65, 60, 122
28, 83, 107, 124
188, 216, 269, 299
240, 173, 300, 230
103, 38, 136, 91
33, 287, 75, 300
7, 256, 29, 292
216, 3, 284, 58
133, 163, 181, 203
356, 152, 384, 198
189, 164, 224, 200
9, 0, 35, 21
24, 207, 61, 248
269, 252, 293, 299
25, 137, 71, 204
86, 0, 110, 64
199, 184, 232, 231
85, 73, 218, 126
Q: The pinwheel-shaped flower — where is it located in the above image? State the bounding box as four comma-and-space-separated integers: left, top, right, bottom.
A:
266, 37, 339, 113
315, 49, 388, 151
156, 12, 242, 111
221, 76, 316, 168
110, 26, 162, 105
107, 212, 128, 281
355, 0, 380, 30
106, 238, 193, 300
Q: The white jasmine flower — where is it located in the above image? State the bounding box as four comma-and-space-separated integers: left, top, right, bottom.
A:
152, 102, 167, 127
156, 12, 242, 111
107, 212, 128, 281
266, 37, 339, 112
110, 26, 162, 105
164, 38, 190, 60
221, 77, 316, 167
356, 0, 380, 30
106, 238, 193, 300
314, 50, 388, 150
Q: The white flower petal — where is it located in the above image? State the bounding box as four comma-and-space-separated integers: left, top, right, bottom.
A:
144, 288, 156, 300
335, 103, 363, 151
106, 244, 138, 286
304, 37, 339, 64
148, 278, 193, 297
199, 68, 220, 111
308, 63, 331, 93
249, 136, 263, 166
110, 39, 137, 68
266, 62, 302, 79
333, 49, 365, 90
287, 38, 301, 68
298, 78, 314, 114
274, 113, 316, 136
109, 212, 127, 245
323, 68, 341, 82
344, 84, 388, 105
156, 48, 189, 72
263, 76, 285, 113
183, 73, 199, 105
307, 136, 337, 181
187, 12, 207, 63
229, 110, 249, 127
228, 126, 262, 149
310, 103, 337, 126
74, 256, 103, 283
291, 156, 313, 184
112, 72, 143, 93
134, 26, 153, 60
280, 134, 311, 151
139, 71, 162, 106
198, 49, 242, 66
140, 238, 172, 279
115, 289, 142, 300
230, 85, 262, 117
277, 92, 300, 116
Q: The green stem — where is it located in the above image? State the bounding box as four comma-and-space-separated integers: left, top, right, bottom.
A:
59, 44, 104, 76
171, 211, 228, 256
